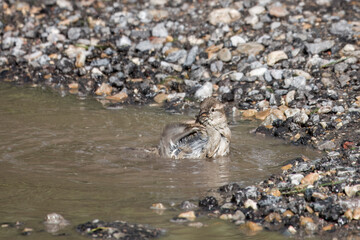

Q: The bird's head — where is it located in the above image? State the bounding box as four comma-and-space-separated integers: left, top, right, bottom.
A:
196, 97, 227, 127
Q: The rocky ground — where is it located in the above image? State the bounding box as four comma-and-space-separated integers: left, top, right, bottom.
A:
0, 0, 359, 238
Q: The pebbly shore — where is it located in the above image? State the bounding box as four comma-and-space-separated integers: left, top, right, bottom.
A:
0, 0, 359, 238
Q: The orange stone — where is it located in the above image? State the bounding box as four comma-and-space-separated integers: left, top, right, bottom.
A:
300, 217, 314, 226
241, 109, 257, 118
322, 224, 334, 231
264, 212, 281, 222
269, 188, 281, 197
245, 221, 263, 232
282, 210, 294, 218
255, 109, 271, 121
105, 92, 128, 102
281, 164, 293, 171
301, 173, 319, 185
154, 93, 168, 104
95, 83, 112, 96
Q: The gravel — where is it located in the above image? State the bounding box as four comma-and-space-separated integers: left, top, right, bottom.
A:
0, 0, 359, 238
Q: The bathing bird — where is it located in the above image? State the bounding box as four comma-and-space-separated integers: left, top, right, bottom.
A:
159, 97, 231, 159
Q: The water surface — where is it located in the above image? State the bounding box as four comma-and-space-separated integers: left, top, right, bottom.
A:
0, 83, 320, 239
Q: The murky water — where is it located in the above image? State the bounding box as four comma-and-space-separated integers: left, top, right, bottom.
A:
0, 83, 320, 239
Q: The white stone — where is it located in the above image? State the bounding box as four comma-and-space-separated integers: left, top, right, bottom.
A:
267, 50, 288, 66
208, 8, 241, 25
230, 35, 246, 47
249, 67, 267, 77
195, 82, 213, 101
244, 199, 258, 210
249, 5, 266, 15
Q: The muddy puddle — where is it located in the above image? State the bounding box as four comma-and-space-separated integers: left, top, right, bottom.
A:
0, 83, 321, 239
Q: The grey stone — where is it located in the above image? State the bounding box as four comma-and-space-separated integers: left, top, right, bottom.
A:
190, 65, 205, 80
90, 58, 110, 67
270, 69, 283, 80
116, 36, 132, 48
183, 46, 198, 67
210, 61, 223, 73
56, 58, 73, 73
152, 23, 168, 37
338, 75, 350, 87
334, 62, 348, 73
131, 30, 151, 39
109, 75, 124, 88
136, 40, 154, 52
330, 20, 352, 36
264, 70, 272, 82
332, 106, 345, 113
318, 141, 336, 150
67, 27, 82, 40
285, 76, 306, 89
305, 40, 335, 54
165, 49, 187, 63
229, 72, 244, 81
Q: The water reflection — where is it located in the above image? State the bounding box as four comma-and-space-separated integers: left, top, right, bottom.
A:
0, 83, 320, 240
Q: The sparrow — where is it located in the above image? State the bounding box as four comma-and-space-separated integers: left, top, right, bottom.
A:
159, 97, 231, 159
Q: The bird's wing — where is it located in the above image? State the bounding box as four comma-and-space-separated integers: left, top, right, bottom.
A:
159, 123, 207, 158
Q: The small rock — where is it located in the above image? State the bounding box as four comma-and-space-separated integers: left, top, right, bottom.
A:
305, 40, 335, 55
301, 173, 319, 185
249, 5, 266, 15
317, 141, 336, 150
230, 36, 246, 47
229, 72, 244, 81
154, 93, 168, 104
95, 83, 112, 96
236, 42, 265, 56
249, 67, 267, 77
194, 82, 213, 101
208, 8, 241, 25
244, 199, 258, 210
289, 174, 304, 185
220, 214, 233, 220
150, 203, 167, 210
183, 46, 198, 67
242, 109, 257, 118
188, 222, 204, 228
268, 5, 289, 17
217, 48, 232, 62
152, 23, 168, 37
267, 50, 288, 66
136, 40, 154, 52
255, 109, 271, 121
178, 211, 196, 221
300, 216, 314, 226
264, 212, 281, 222
244, 221, 263, 232
344, 185, 360, 198
116, 36, 132, 48
283, 210, 294, 218
330, 20, 352, 36
353, 208, 360, 220
105, 92, 128, 102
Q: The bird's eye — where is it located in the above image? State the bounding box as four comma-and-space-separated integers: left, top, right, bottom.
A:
211, 108, 215, 112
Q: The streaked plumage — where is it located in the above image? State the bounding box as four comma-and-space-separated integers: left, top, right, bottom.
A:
159, 97, 231, 159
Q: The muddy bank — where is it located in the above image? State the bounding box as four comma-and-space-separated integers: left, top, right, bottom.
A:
0, 0, 359, 238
